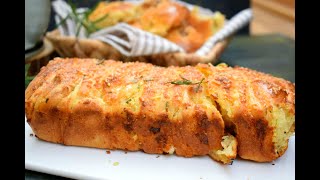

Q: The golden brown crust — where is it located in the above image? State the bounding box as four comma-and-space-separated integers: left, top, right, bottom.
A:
197, 64, 295, 162
25, 58, 295, 163
165, 8, 224, 53
26, 58, 225, 158
88, 1, 139, 29
132, 0, 190, 37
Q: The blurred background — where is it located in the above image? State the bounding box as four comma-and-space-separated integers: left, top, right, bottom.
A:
250, 0, 294, 39
174, 0, 295, 39
25, 0, 295, 88
47, 0, 295, 39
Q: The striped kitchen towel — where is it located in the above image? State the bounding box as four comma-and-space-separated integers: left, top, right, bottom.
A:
89, 23, 185, 56
52, 0, 252, 57
195, 8, 253, 56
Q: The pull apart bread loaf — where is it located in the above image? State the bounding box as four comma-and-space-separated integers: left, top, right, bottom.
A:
25, 58, 295, 163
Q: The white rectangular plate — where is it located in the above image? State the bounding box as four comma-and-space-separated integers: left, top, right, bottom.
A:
25, 121, 295, 180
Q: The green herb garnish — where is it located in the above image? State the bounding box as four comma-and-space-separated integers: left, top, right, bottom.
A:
55, 14, 71, 28
126, 98, 132, 104
57, 0, 109, 37
169, 75, 205, 92
195, 78, 205, 92
165, 101, 169, 112
92, 14, 109, 24
169, 75, 192, 85
25, 64, 35, 89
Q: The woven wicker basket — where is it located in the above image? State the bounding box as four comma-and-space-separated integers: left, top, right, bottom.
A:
46, 29, 230, 67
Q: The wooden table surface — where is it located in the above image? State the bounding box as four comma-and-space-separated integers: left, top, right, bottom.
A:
250, 0, 295, 39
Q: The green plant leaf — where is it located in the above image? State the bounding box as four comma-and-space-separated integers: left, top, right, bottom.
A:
25, 64, 35, 89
